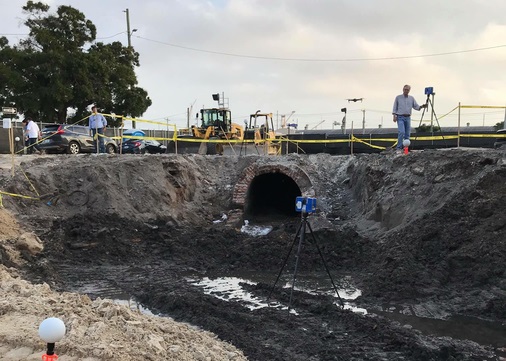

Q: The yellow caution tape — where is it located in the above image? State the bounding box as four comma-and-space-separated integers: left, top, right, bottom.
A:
351, 136, 387, 150
171, 132, 501, 145
460, 105, 506, 109
0, 191, 40, 200
459, 133, 504, 138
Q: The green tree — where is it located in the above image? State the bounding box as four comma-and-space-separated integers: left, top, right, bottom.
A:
0, 1, 151, 125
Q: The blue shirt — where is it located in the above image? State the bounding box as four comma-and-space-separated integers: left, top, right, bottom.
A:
392, 95, 422, 116
89, 113, 107, 129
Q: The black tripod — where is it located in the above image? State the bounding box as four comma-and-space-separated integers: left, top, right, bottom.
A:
414, 92, 447, 147
268, 212, 345, 311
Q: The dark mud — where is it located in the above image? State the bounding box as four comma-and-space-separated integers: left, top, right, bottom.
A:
3, 150, 506, 360
24, 216, 501, 360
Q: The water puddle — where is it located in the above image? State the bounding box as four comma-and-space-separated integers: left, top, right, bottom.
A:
59, 265, 159, 317
376, 309, 506, 357
187, 272, 366, 315
72, 281, 159, 316
188, 276, 286, 311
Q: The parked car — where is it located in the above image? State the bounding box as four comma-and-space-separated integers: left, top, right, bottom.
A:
494, 129, 506, 148
121, 139, 167, 154
39, 124, 118, 154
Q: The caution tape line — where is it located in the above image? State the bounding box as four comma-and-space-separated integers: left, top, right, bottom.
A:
103, 114, 178, 128
0, 191, 40, 200
171, 133, 501, 144
111, 134, 176, 142
460, 105, 506, 109
351, 137, 387, 150
461, 133, 506, 138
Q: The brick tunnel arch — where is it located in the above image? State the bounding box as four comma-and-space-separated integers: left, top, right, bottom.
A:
233, 164, 315, 219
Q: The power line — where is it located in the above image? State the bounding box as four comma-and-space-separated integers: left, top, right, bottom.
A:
96, 32, 125, 40
135, 35, 506, 62
2, 30, 504, 62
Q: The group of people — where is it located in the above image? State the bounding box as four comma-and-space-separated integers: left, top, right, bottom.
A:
21, 105, 108, 154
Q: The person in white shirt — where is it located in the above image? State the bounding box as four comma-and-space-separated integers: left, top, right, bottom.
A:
22, 118, 41, 154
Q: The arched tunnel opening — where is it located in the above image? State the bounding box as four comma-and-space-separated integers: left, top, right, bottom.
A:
244, 172, 301, 219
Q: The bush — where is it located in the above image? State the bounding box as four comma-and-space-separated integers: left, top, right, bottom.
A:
416, 124, 440, 133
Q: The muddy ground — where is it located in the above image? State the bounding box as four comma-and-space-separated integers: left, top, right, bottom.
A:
0, 148, 505, 360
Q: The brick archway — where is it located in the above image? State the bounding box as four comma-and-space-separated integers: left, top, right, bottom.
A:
232, 163, 314, 207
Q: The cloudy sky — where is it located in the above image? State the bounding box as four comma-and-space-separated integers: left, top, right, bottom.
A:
2, 0, 506, 130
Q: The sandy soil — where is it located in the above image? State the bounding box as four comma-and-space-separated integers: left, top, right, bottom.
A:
0, 149, 505, 360
0, 265, 246, 360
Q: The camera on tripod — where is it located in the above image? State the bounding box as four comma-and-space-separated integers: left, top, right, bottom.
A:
424, 87, 434, 95
270, 195, 345, 310
295, 196, 316, 214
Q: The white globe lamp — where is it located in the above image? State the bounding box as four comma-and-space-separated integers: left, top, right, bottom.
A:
39, 317, 65, 359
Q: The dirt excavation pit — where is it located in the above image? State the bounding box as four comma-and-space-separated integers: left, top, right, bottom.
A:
0, 149, 505, 361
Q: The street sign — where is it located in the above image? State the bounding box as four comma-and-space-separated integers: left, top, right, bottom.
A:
2, 107, 17, 115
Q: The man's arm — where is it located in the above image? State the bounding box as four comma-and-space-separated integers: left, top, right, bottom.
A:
89, 115, 93, 135
392, 96, 398, 122
413, 97, 427, 111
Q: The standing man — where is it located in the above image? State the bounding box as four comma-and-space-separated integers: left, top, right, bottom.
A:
22, 117, 41, 154
89, 106, 107, 153
392, 85, 427, 151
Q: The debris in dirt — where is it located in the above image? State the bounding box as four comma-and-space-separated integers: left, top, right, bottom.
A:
240, 220, 273, 236
213, 213, 228, 224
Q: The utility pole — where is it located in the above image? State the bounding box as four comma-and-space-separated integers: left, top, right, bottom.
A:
361, 109, 365, 134
125, 9, 133, 48
504, 104, 506, 129
340, 108, 347, 134
124, 8, 137, 128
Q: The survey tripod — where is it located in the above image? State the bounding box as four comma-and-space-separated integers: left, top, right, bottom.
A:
268, 211, 345, 312
414, 91, 447, 147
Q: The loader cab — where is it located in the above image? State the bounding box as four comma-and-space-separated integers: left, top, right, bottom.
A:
199, 108, 232, 132
245, 112, 275, 140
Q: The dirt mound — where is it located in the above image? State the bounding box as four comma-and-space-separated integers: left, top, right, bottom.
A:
346, 149, 506, 319
0, 150, 504, 360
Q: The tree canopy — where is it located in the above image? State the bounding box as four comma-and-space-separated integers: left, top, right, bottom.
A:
0, 1, 151, 126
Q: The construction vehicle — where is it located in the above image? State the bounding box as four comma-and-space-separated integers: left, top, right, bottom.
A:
242, 111, 281, 155
189, 93, 244, 155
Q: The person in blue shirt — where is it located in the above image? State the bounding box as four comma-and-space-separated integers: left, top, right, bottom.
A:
88, 106, 108, 153
392, 85, 427, 151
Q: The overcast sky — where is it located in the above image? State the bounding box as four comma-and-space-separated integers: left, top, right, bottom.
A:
2, 0, 506, 130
